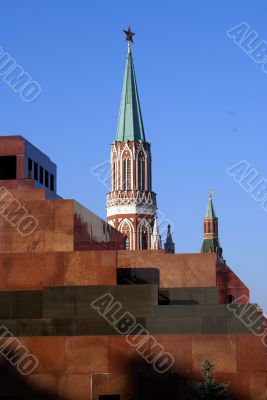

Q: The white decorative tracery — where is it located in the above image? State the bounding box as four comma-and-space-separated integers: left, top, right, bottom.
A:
137, 218, 152, 250
118, 218, 135, 250
135, 143, 148, 159
106, 190, 156, 207
107, 141, 156, 250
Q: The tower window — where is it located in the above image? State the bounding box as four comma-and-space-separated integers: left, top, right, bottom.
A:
138, 158, 144, 190
112, 162, 116, 191
123, 158, 131, 190
120, 221, 132, 250
141, 233, 148, 250
207, 222, 211, 233
124, 236, 129, 250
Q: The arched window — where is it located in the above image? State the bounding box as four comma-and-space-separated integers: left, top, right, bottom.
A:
207, 222, 211, 233
141, 233, 148, 250
123, 158, 131, 190
119, 220, 133, 250
124, 236, 129, 250
138, 158, 144, 190
138, 219, 152, 250
112, 162, 116, 191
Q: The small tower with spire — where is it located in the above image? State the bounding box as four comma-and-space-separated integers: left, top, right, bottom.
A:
106, 27, 157, 250
201, 192, 223, 257
151, 217, 162, 250
164, 224, 175, 254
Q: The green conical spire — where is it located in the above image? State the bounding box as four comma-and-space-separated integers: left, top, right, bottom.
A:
116, 47, 146, 142
205, 192, 216, 219
201, 192, 223, 257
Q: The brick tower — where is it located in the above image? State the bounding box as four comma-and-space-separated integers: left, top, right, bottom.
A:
107, 28, 158, 250
201, 192, 223, 257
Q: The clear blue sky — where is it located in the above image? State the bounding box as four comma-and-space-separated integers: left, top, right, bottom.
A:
0, 1, 266, 311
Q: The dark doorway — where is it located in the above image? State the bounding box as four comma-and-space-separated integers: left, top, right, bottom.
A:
137, 373, 185, 400
0, 156, 16, 180
99, 396, 120, 400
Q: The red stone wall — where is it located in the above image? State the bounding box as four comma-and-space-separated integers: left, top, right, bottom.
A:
7, 334, 264, 400
0, 251, 117, 290
117, 251, 217, 288
217, 261, 250, 304
0, 149, 265, 399
0, 199, 74, 253
0, 250, 247, 293
0, 197, 124, 254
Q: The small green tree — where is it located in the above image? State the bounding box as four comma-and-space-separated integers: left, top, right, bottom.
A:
189, 359, 231, 399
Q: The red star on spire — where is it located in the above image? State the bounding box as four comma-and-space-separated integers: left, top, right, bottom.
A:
123, 27, 135, 43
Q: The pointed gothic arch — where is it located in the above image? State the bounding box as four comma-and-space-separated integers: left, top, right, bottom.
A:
111, 145, 119, 191
137, 219, 152, 250
136, 144, 150, 191
120, 144, 133, 190
137, 157, 145, 190
135, 143, 148, 159
111, 145, 119, 160
121, 143, 133, 159
118, 218, 135, 250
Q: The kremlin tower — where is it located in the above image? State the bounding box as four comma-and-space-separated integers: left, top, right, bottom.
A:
201, 192, 223, 257
106, 28, 159, 250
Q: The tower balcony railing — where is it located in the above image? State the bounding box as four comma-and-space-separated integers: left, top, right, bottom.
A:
106, 190, 157, 207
